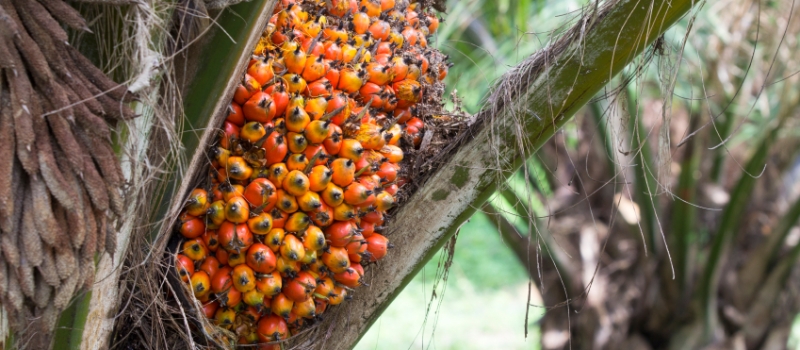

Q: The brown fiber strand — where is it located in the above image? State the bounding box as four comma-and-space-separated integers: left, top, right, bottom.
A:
80, 255, 94, 289
13, 0, 71, 85
95, 207, 107, 256
0, 0, 54, 85
70, 88, 112, 141
29, 175, 59, 247
2, 165, 24, 269
53, 263, 77, 309
0, 257, 7, 296
33, 272, 51, 308
0, 4, 20, 38
38, 248, 59, 287
46, 110, 84, 174
54, 237, 76, 281
66, 199, 86, 249
82, 156, 110, 212
107, 181, 124, 219
6, 268, 23, 311
66, 45, 129, 102
37, 0, 89, 32
93, 132, 123, 186
61, 59, 106, 116
17, 254, 34, 298
5, 58, 37, 175
81, 196, 96, 262
20, 196, 43, 266
0, 78, 15, 231
1, 218, 20, 269
15, 0, 69, 44
0, 37, 13, 68
36, 119, 77, 210
105, 219, 116, 258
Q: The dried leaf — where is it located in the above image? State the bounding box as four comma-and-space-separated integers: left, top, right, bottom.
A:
37, 0, 90, 32
21, 196, 43, 266
29, 175, 59, 246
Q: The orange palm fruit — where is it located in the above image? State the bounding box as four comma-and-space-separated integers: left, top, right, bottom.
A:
220, 183, 245, 202
292, 296, 317, 319
346, 232, 367, 255
234, 74, 261, 105
224, 196, 250, 223
284, 73, 308, 94
271, 208, 287, 228
304, 120, 330, 144
175, 254, 195, 283
338, 67, 366, 93
243, 92, 277, 123
285, 105, 311, 133
215, 307, 237, 329
282, 170, 310, 196
283, 44, 307, 74
232, 264, 257, 293
286, 154, 309, 172
285, 212, 312, 232
308, 165, 332, 192
185, 189, 210, 217
343, 182, 373, 205
322, 247, 350, 274
334, 267, 362, 288
277, 255, 301, 276
191, 271, 212, 299
286, 132, 308, 153
240, 121, 267, 144
281, 233, 305, 261
321, 182, 345, 207
244, 289, 267, 308
258, 314, 290, 342
199, 256, 221, 279
325, 92, 350, 125
247, 57, 275, 85
206, 200, 226, 227
302, 55, 328, 82
276, 189, 299, 213
305, 97, 328, 121
265, 228, 286, 252
243, 178, 278, 211
179, 215, 205, 239
375, 191, 395, 212
227, 251, 246, 266
330, 158, 355, 186
303, 145, 330, 166
323, 124, 343, 154
352, 11, 370, 34
218, 222, 254, 253
248, 212, 274, 235
226, 102, 245, 126
255, 272, 283, 297
268, 163, 289, 189
182, 239, 208, 261
325, 221, 354, 248
246, 243, 277, 274
211, 146, 231, 168
366, 233, 390, 261
307, 78, 332, 97
300, 248, 318, 265
216, 285, 241, 308
225, 156, 253, 181
377, 161, 398, 182
315, 276, 335, 298
333, 202, 356, 221
338, 139, 364, 162
284, 271, 317, 302
328, 285, 346, 305
297, 191, 323, 212
380, 144, 403, 163
311, 202, 334, 227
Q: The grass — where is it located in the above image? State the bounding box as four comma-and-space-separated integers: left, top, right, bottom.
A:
355, 212, 541, 349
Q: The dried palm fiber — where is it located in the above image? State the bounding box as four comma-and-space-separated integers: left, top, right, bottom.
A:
0, 0, 133, 347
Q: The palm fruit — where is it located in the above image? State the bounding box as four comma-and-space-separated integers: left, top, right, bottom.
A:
175, 0, 448, 345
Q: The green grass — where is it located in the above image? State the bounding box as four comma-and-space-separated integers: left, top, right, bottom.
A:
355, 212, 540, 349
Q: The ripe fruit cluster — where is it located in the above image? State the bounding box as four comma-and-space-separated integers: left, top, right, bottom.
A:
174, 0, 447, 346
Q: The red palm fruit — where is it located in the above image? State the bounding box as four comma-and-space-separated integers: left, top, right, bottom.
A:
215, 307, 236, 329
248, 212, 274, 235
303, 145, 329, 166
401, 26, 418, 46
325, 221, 354, 248
244, 178, 278, 211
234, 74, 261, 105
343, 183, 372, 205
394, 107, 412, 123
225, 156, 253, 181
282, 170, 310, 196
323, 40, 343, 61
191, 271, 212, 298
240, 121, 267, 144
182, 239, 207, 261
307, 78, 332, 97
244, 289, 267, 308
276, 189, 299, 213
322, 246, 350, 274
385, 183, 399, 196
406, 116, 424, 130
218, 222, 254, 253
406, 124, 421, 146
390, 56, 409, 82
359, 174, 381, 191
268, 163, 289, 189
269, 83, 290, 116
271, 292, 294, 319
284, 271, 317, 302
366, 233, 390, 261
312, 202, 334, 227
200, 230, 219, 252
377, 161, 398, 183
292, 296, 317, 319
224, 196, 250, 223
361, 210, 384, 225
286, 153, 309, 171
175, 254, 194, 283
375, 191, 394, 212
179, 215, 205, 239
265, 228, 286, 252
346, 232, 367, 255
333, 202, 356, 221
308, 166, 332, 192
330, 158, 355, 186
338, 67, 365, 94
368, 20, 390, 40
199, 256, 221, 279
241, 305, 262, 323
360, 221, 375, 238
258, 314, 289, 341
211, 266, 233, 293
351, 263, 365, 277
297, 191, 322, 212
232, 264, 256, 293
202, 301, 219, 319
185, 189, 210, 217
264, 133, 288, 165
326, 93, 350, 125
323, 124, 343, 154
303, 225, 326, 251
325, 64, 341, 89
271, 209, 287, 229
314, 298, 328, 316
246, 243, 277, 274
228, 251, 246, 266
216, 248, 229, 265
281, 234, 305, 261
349, 252, 362, 264
305, 97, 329, 121
243, 92, 277, 123
286, 132, 308, 154
321, 183, 344, 207
328, 285, 347, 305
334, 267, 362, 288
277, 255, 301, 276
247, 57, 275, 85
359, 82, 383, 108
217, 285, 242, 308
226, 102, 245, 126
302, 55, 328, 82
255, 272, 283, 297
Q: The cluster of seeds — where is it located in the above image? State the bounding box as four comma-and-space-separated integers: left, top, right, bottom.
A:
174, 0, 446, 346
0, 0, 130, 334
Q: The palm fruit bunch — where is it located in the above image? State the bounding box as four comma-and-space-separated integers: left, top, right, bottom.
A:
0, 0, 130, 337
173, 0, 447, 345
